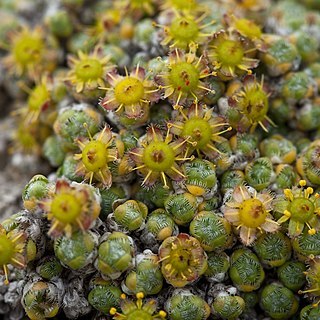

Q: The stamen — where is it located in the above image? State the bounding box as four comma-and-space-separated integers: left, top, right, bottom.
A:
258, 121, 268, 132
161, 172, 169, 189
130, 164, 146, 171
142, 170, 152, 186
11, 258, 24, 268
170, 166, 186, 178
3, 265, 9, 285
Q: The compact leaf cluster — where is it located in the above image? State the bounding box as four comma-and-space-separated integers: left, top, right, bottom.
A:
1, 0, 320, 319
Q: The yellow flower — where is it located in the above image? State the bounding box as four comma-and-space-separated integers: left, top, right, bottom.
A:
2, 26, 56, 79
156, 47, 215, 107
229, 76, 275, 132
276, 180, 320, 237
222, 185, 279, 245
74, 126, 118, 188
100, 65, 159, 119
0, 225, 27, 285
66, 46, 113, 93
208, 30, 259, 80
154, 11, 214, 50
129, 125, 192, 188
39, 179, 100, 238
168, 102, 231, 158
110, 292, 166, 319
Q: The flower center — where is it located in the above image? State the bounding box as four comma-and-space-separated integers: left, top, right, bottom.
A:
75, 58, 103, 81
143, 141, 175, 171
170, 0, 196, 10
13, 35, 43, 66
216, 40, 244, 67
182, 118, 212, 148
28, 84, 49, 111
239, 198, 267, 228
0, 235, 14, 265
114, 77, 145, 105
127, 310, 153, 320
169, 62, 200, 92
289, 197, 315, 223
51, 193, 81, 223
82, 141, 108, 172
240, 86, 268, 122
170, 250, 190, 271
169, 18, 199, 46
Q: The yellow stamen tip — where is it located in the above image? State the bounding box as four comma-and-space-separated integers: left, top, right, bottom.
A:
307, 187, 314, 194
136, 292, 144, 299
159, 310, 167, 318
284, 210, 291, 217
110, 307, 117, 315
308, 228, 316, 235
121, 293, 126, 299
299, 180, 307, 187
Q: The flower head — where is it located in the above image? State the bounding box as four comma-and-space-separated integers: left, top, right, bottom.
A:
88, 7, 122, 42
158, 233, 208, 287
17, 75, 53, 125
129, 125, 192, 188
66, 46, 113, 93
276, 180, 320, 237
156, 47, 214, 107
10, 119, 44, 155
168, 102, 231, 158
2, 25, 56, 79
229, 75, 274, 132
117, 0, 156, 18
160, 0, 204, 13
222, 185, 279, 245
74, 125, 118, 188
101, 65, 159, 119
208, 30, 259, 80
155, 11, 215, 50
299, 255, 320, 308
0, 224, 27, 285
110, 292, 167, 319
39, 179, 100, 238
226, 15, 262, 41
